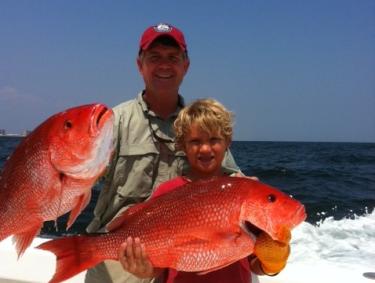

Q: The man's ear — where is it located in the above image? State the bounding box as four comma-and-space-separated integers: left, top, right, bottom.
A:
136, 57, 143, 73
183, 58, 190, 74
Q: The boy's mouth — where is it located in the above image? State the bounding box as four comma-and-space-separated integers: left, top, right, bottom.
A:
198, 155, 214, 164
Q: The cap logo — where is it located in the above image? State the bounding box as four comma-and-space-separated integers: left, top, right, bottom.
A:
154, 23, 172, 33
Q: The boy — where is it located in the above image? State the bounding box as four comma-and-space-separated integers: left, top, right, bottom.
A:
118, 99, 290, 282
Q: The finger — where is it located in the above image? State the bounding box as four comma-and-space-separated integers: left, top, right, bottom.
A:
140, 243, 153, 272
134, 237, 148, 273
119, 241, 126, 258
125, 237, 139, 271
140, 243, 148, 261
137, 242, 154, 276
134, 237, 143, 260
125, 236, 134, 259
119, 242, 129, 269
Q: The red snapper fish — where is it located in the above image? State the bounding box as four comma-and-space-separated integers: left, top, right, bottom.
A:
0, 103, 114, 257
38, 176, 306, 283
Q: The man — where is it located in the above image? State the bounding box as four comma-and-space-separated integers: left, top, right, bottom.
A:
85, 23, 241, 283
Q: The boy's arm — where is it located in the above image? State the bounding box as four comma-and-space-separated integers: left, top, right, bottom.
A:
222, 149, 259, 180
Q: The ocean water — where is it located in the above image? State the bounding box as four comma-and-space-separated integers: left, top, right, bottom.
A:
1, 137, 374, 272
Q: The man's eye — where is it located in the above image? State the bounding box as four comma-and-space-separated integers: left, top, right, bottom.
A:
149, 56, 160, 62
169, 56, 180, 63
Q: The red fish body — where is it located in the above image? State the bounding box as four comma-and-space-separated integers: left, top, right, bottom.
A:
38, 177, 306, 283
0, 104, 114, 257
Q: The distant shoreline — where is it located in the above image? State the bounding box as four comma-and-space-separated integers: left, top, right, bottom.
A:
0, 134, 25, 138
0, 135, 373, 144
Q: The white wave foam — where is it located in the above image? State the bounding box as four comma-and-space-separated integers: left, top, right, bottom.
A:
257, 210, 375, 283
290, 209, 375, 271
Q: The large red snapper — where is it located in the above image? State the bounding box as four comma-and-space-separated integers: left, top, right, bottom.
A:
0, 103, 114, 257
38, 177, 306, 283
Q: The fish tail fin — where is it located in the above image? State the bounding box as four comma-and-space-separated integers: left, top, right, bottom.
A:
37, 235, 105, 283
13, 223, 42, 258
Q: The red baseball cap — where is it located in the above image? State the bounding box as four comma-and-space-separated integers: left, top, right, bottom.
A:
139, 23, 187, 51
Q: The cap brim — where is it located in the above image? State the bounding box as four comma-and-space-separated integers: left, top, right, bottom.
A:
141, 33, 186, 51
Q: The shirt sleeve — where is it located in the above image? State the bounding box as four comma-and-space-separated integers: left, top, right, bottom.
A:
221, 149, 242, 175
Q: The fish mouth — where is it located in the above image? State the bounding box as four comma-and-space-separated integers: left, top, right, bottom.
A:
292, 205, 307, 227
62, 104, 114, 179
242, 221, 291, 245
242, 221, 263, 241
90, 104, 114, 137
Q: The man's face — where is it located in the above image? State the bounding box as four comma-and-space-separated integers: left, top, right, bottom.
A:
137, 44, 189, 95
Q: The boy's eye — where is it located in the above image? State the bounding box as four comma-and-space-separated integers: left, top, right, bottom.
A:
188, 140, 200, 146
210, 137, 223, 144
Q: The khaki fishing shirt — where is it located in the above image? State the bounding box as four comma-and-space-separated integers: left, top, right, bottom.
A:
86, 92, 241, 233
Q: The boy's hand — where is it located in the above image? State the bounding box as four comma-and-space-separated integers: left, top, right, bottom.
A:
118, 237, 157, 279
233, 172, 259, 181
254, 232, 290, 275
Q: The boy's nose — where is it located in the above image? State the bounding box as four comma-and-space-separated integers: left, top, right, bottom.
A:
199, 143, 211, 152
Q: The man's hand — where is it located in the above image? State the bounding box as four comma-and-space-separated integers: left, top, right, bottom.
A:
253, 232, 290, 275
118, 237, 158, 279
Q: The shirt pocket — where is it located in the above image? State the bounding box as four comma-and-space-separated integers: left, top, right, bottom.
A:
114, 142, 159, 199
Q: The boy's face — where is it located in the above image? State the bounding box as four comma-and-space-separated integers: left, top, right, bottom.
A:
183, 122, 230, 179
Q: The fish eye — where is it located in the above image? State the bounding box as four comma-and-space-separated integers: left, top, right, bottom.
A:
267, 194, 276, 203
64, 120, 73, 130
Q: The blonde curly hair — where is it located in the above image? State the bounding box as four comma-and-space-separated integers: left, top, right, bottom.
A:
174, 98, 233, 150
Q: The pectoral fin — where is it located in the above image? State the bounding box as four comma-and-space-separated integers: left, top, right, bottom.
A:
67, 191, 91, 229
13, 222, 43, 258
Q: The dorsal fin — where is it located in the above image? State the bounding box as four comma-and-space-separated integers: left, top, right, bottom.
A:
106, 202, 148, 231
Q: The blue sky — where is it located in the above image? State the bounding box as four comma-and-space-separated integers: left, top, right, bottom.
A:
0, 0, 374, 142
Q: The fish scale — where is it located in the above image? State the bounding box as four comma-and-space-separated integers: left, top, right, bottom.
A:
0, 104, 114, 257
38, 176, 306, 283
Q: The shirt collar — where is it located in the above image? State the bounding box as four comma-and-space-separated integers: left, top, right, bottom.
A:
137, 91, 185, 119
